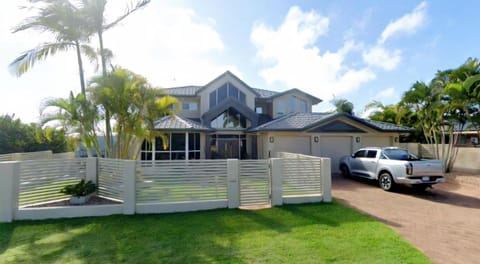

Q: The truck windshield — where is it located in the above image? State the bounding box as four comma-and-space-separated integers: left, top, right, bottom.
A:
383, 149, 419, 161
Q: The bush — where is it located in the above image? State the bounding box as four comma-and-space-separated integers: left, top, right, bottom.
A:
60, 179, 96, 197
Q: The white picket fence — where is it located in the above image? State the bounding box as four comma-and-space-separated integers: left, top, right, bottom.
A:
0, 154, 331, 222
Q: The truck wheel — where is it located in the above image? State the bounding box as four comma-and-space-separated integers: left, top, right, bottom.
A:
379, 172, 395, 191
340, 165, 350, 178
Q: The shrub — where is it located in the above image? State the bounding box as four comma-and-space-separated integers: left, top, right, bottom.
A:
60, 179, 96, 197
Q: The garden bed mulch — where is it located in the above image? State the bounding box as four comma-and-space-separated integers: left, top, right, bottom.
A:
24, 195, 122, 208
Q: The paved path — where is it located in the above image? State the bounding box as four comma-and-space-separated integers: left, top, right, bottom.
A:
332, 175, 480, 264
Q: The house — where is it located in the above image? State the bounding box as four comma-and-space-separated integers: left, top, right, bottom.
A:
141, 71, 411, 172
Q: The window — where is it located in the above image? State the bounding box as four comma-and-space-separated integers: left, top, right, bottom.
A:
256, 107, 263, 114
182, 102, 198, 111
141, 133, 201, 160
209, 83, 247, 108
218, 84, 228, 103
299, 99, 307, 112
228, 85, 239, 99
209, 91, 216, 108
354, 150, 367, 158
289, 96, 296, 112
366, 150, 377, 158
276, 100, 286, 115
210, 108, 247, 128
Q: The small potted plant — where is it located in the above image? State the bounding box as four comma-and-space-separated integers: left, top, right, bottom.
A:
60, 179, 97, 205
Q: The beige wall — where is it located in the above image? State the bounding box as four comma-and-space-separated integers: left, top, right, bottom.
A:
175, 97, 201, 119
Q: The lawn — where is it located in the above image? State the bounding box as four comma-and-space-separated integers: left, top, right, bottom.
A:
0, 202, 430, 264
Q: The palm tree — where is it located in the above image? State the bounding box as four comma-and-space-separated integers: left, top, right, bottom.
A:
79, 0, 151, 76
40, 92, 101, 157
331, 98, 354, 115
89, 68, 177, 159
9, 1, 96, 95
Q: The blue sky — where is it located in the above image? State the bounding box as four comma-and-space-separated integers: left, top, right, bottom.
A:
1, 0, 479, 123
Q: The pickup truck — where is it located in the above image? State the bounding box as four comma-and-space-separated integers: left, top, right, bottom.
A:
339, 147, 445, 191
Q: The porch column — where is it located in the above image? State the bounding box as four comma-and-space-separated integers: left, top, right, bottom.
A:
185, 132, 189, 160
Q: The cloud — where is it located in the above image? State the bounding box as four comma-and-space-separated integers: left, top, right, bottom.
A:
103, 2, 241, 87
362, 46, 402, 70
375, 87, 396, 99
251, 6, 375, 103
378, 1, 427, 44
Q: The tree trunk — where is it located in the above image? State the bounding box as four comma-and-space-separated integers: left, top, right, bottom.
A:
74, 41, 86, 95
98, 31, 107, 77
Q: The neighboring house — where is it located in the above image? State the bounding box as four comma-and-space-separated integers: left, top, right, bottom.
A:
141, 71, 411, 172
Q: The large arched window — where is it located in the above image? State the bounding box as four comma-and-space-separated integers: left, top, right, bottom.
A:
210, 108, 247, 128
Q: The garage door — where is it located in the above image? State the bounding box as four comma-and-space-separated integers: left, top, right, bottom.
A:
274, 136, 310, 157
362, 136, 391, 148
319, 136, 352, 173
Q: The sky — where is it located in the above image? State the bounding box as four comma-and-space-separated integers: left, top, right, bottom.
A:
1, 0, 480, 123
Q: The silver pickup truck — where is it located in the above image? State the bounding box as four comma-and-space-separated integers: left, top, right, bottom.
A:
339, 147, 445, 191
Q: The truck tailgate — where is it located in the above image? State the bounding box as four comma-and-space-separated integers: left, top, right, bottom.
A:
412, 160, 443, 176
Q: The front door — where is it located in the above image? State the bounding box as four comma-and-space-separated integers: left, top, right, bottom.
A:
210, 134, 247, 159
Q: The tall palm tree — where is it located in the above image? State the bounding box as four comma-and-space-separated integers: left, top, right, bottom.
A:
79, 0, 151, 76
89, 68, 177, 159
9, 1, 96, 95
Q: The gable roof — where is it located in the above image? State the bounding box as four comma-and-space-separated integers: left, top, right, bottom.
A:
161, 73, 319, 102
267, 88, 322, 105
249, 112, 413, 133
154, 115, 212, 131
195, 71, 260, 96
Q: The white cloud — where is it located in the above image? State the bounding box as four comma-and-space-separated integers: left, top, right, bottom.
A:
375, 87, 396, 99
379, 1, 427, 44
0, 1, 240, 123
362, 46, 402, 70
106, 2, 240, 87
251, 6, 375, 103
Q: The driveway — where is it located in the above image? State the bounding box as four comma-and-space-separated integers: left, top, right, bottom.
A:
332, 174, 480, 264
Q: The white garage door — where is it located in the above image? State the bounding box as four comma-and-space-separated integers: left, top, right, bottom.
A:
362, 136, 391, 148
274, 136, 310, 157
319, 136, 352, 173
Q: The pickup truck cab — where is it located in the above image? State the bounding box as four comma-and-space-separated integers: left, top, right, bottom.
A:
339, 147, 445, 191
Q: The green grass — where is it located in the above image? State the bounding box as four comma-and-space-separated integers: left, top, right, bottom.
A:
0, 202, 430, 264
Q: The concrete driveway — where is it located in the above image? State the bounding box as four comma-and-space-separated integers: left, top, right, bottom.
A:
332, 174, 480, 264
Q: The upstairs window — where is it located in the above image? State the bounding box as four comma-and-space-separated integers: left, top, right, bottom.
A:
209, 82, 247, 108
210, 108, 247, 128
182, 102, 198, 111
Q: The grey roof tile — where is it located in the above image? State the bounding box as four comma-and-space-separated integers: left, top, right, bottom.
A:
154, 115, 211, 131
164, 86, 202, 96
249, 112, 412, 132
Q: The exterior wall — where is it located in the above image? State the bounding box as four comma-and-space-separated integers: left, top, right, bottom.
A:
272, 92, 312, 118
176, 97, 201, 119
199, 75, 256, 116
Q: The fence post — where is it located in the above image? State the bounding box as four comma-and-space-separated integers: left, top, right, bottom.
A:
0, 161, 20, 222
270, 158, 283, 206
123, 160, 137, 215
227, 159, 240, 208
86, 157, 97, 185
320, 158, 332, 203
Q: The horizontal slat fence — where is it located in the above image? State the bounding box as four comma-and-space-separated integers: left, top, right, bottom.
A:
282, 158, 322, 197
98, 159, 125, 201
0, 154, 13, 162
239, 160, 270, 206
136, 160, 228, 203
18, 159, 87, 206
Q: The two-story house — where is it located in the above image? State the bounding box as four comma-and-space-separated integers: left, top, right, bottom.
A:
141, 71, 411, 172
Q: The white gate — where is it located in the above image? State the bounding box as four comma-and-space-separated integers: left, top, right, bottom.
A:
239, 160, 271, 207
